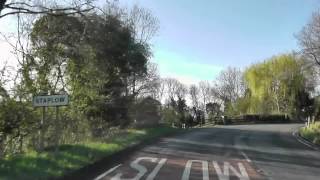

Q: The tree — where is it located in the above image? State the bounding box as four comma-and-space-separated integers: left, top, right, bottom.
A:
164, 78, 187, 101
154, 78, 166, 103
215, 67, 244, 104
243, 54, 314, 118
125, 4, 160, 45
129, 62, 160, 99
198, 81, 211, 112
189, 84, 200, 109
298, 11, 320, 66
0, 1, 161, 156
0, 0, 93, 18
206, 102, 221, 122
161, 78, 189, 127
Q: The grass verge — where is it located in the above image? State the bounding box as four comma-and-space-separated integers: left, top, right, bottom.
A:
299, 122, 320, 145
0, 126, 179, 180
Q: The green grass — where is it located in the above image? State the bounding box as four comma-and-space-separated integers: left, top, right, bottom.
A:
300, 122, 320, 145
0, 126, 179, 180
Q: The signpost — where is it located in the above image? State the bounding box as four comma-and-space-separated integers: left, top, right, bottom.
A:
33, 94, 69, 152
33, 94, 69, 107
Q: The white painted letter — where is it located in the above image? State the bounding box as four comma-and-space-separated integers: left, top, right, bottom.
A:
146, 158, 167, 180
182, 160, 209, 180
111, 157, 158, 180
213, 161, 249, 180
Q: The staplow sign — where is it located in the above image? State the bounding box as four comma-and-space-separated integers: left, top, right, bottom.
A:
33, 94, 69, 107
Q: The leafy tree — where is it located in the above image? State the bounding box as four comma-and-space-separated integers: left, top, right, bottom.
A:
0, 1, 160, 156
243, 54, 314, 118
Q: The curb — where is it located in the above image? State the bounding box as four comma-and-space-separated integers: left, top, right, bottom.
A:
292, 128, 320, 151
57, 129, 186, 180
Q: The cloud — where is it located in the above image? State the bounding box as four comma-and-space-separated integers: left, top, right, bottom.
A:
152, 49, 224, 85
162, 73, 202, 86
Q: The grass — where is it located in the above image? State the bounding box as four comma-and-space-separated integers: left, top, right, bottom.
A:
300, 122, 320, 145
0, 126, 179, 180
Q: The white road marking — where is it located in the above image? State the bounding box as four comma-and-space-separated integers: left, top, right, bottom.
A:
182, 160, 209, 180
213, 161, 228, 180
97, 158, 253, 180
146, 158, 167, 180
240, 151, 252, 163
213, 161, 250, 180
111, 157, 158, 180
94, 164, 122, 180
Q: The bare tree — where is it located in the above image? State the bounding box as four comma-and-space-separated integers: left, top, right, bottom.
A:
297, 11, 320, 66
214, 67, 244, 104
126, 4, 159, 44
189, 84, 200, 109
164, 78, 187, 101
100, 1, 159, 45
0, 0, 94, 18
133, 62, 161, 99
198, 81, 211, 111
150, 78, 166, 103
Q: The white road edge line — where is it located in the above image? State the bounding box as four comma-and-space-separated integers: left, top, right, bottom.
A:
94, 164, 122, 180
240, 151, 252, 163
292, 131, 319, 150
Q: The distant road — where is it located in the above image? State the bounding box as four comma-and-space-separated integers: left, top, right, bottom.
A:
93, 124, 320, 180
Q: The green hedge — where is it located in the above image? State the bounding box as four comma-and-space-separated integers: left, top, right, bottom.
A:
225, 114, 290, 124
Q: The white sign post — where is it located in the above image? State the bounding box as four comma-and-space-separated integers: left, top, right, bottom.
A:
33, 94, 69, 152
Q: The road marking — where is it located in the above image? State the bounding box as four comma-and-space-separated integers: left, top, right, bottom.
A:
240, 151, 252, 163
182, 160, 209, 180
213, 161, 250, 180
98, 157, 255, 180
111, 157, 158, 180
146, 158, 167, 180
94, 164, 122, 180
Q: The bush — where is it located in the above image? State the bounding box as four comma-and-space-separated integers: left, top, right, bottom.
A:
226, 114, 291, 124
300, 122, 320, 145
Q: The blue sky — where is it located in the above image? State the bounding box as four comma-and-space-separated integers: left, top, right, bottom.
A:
1, 0, 320, 85
120, 0, 320, 84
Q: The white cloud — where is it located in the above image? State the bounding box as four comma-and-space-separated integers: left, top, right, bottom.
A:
161, 72, 202, 86
152, 49, 224, 85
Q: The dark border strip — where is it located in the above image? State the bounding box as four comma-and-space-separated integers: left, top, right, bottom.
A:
55, 129, 185, 180
292, 128, 320, 151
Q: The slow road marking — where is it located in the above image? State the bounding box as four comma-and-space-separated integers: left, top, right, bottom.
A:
94, 164, 122, 180
94, 156, 260, 180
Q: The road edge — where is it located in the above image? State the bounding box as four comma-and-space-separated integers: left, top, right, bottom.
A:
292, 127, 320, 151
56, 128, 188, 180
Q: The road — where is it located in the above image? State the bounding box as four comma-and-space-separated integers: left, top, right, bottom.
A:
93, 124, 320, 180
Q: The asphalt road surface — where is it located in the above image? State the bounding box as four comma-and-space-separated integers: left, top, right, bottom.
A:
93, 124, 320, 180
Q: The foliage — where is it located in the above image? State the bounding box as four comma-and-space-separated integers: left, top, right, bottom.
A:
0, 126, 179, 180
130, 96, 161, 127
300, 122, 320, 145
206, 102, 222, 122
242, 54, 313, 118
0, 1, 160, 159
0, 97, 37, 157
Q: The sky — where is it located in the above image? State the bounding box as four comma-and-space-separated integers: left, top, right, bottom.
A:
1, 0, 320, 85
119, 0, 320, 85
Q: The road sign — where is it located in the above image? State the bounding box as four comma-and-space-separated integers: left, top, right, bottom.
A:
33, 94, 69, 107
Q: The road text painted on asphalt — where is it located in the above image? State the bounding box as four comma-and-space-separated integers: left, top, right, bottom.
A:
95, 157, 252, 180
